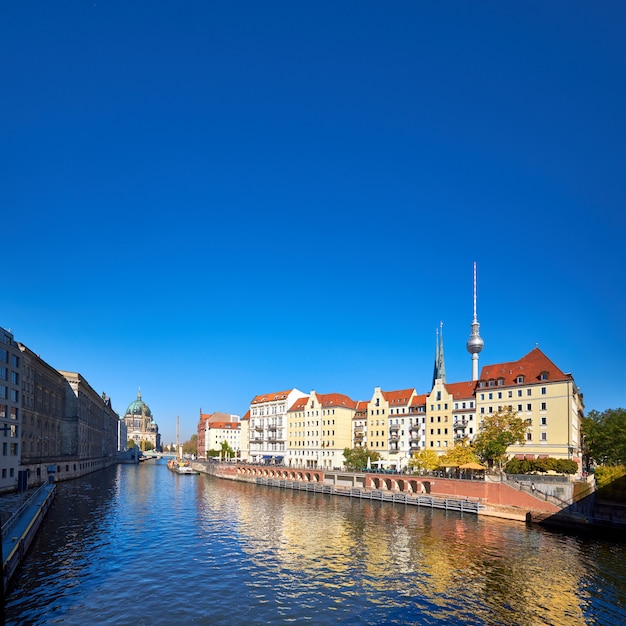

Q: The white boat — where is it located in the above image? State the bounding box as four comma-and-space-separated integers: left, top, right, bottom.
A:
167, 458, 198, 475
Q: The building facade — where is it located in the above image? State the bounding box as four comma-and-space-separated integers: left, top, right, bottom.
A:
247, 388, 307, 464
287, 391, 357, 469
122, 390, 161, 451
0, 328, 22, 493
197, 411, 240, 459
475, 347, 584, 466
18, 341, 68, 488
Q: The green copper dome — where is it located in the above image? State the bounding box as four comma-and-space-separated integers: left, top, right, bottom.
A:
125, 390, 152, 417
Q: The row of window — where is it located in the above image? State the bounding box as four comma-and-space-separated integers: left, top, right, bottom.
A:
0, 387, 19, 402
0, 405, 18, 419
0, 349, 20, 367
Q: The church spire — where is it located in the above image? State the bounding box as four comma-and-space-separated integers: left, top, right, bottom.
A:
432, 321, 447, 387
466, 262, 484, 380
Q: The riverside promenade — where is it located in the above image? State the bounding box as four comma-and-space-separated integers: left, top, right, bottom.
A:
192, 461, 564, 524
1, 482, 57, 594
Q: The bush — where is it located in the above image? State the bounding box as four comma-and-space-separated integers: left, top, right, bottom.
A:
505, 457, 578, 475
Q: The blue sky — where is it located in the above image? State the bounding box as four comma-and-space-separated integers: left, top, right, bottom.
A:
3, 1, 625, 445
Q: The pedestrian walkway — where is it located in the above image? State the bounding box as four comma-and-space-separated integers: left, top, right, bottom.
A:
2, 483, 56, 592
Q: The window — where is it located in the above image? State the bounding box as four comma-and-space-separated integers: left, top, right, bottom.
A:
527, 389, 532, 396
541, 387, 547, 395
526, 433, 532, 441
527, 404, 532, 411
517, 390, 522, 397
0, 367, 6, 381
541, 417, 547, 426
541, 402, 547, 411
541, 432, 547, 441
517, 404, 523, 412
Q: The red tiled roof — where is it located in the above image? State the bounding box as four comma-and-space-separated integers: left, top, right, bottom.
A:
316, 392, 357, 409
208, 421, 241, 430
250, 390, 293, 404
288, 396, 309, 412
445, 381, 477, 400
241, 410, 250, 421
479, 347, 571, 385
381, 388, 415, 405
410, 393, 428, 407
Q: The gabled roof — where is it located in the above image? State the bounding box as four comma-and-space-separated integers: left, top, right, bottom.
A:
410, 393, 428, 407
208, 421, 241, 430
241, 410, 250, 421
315, 392, 357, 409
250, 390, 293, 404
288, 396, 309, 412
479, 347, 571, 385
381, 388, 415, 405
288, 392, 358, 411
445, 381, 477, 400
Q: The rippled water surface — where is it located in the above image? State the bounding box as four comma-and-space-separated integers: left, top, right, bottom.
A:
5, 461, 626, 625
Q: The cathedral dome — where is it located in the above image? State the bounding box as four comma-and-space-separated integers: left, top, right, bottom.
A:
125, 390, 152, 417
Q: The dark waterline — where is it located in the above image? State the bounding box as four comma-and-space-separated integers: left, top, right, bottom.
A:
5, 461, 626, 625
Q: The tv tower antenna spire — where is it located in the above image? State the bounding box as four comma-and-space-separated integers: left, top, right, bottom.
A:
466, 262, 484, 381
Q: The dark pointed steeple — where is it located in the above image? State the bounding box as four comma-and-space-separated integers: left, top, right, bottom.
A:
432, 321, 447, 387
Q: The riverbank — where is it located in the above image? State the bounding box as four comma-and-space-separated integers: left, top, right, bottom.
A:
193, 461, 626, 532
1, 482, 56, 593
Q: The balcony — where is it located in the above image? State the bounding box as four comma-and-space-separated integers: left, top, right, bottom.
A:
389, 424, 400, 432
389, 434, 400, 443
453, 420, 468, 430
254, 425, 263, 432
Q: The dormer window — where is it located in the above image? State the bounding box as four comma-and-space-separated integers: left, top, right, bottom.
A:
540, 372, 549, 381
497, 378, 504, 386
517, 376, 525, 384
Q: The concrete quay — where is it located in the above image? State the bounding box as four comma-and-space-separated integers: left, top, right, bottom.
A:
192, 461, 564, 524
1, 482, 57, 594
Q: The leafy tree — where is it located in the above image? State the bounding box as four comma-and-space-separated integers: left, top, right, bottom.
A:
182, 434, 198, 457
409, 449, 441, 474
343, 447, 380, 471
473, 407, 527, 470
220, 441, 234, 459
127, 439, 137, 449
140, 439, 154, 451
439, 443, 479, 467
582, 408, 626, 466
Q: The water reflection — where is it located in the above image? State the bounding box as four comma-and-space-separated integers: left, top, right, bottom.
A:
4, 461, 625, 625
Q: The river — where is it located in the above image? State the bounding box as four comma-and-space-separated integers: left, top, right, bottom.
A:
4, 460, 625, 625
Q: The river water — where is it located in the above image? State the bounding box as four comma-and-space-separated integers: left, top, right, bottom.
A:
4, 460, 626, 625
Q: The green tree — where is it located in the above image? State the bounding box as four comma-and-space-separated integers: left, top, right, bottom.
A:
220, 441, 234, 459
343, 447, 380, 471
582, 408, 626, 466
182, 434, 198, 457
409, 449, 441, 474
473, 407, 527, 470
127, 439, 137, 449
439, 443, 479, 467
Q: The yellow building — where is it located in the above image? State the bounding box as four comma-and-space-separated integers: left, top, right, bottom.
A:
366, 387, 416, 465
287, 391, 357, 469
476, 347, 583, 465
425, 379, 454, 451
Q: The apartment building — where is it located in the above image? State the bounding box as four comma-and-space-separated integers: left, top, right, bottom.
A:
475, 347, 584, 465
287, 391, 357, 469
0, 327, 22, 493
197, 411, 240, 458
248, 388, 307, 464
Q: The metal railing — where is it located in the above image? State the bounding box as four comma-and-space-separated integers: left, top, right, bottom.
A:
1, 482, 52, 539
255, 478, 485, 514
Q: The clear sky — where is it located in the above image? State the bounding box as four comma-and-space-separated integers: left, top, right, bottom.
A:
3, 1, 625, 445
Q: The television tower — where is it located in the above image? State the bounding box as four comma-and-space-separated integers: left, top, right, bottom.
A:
466, 262, 484, 381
